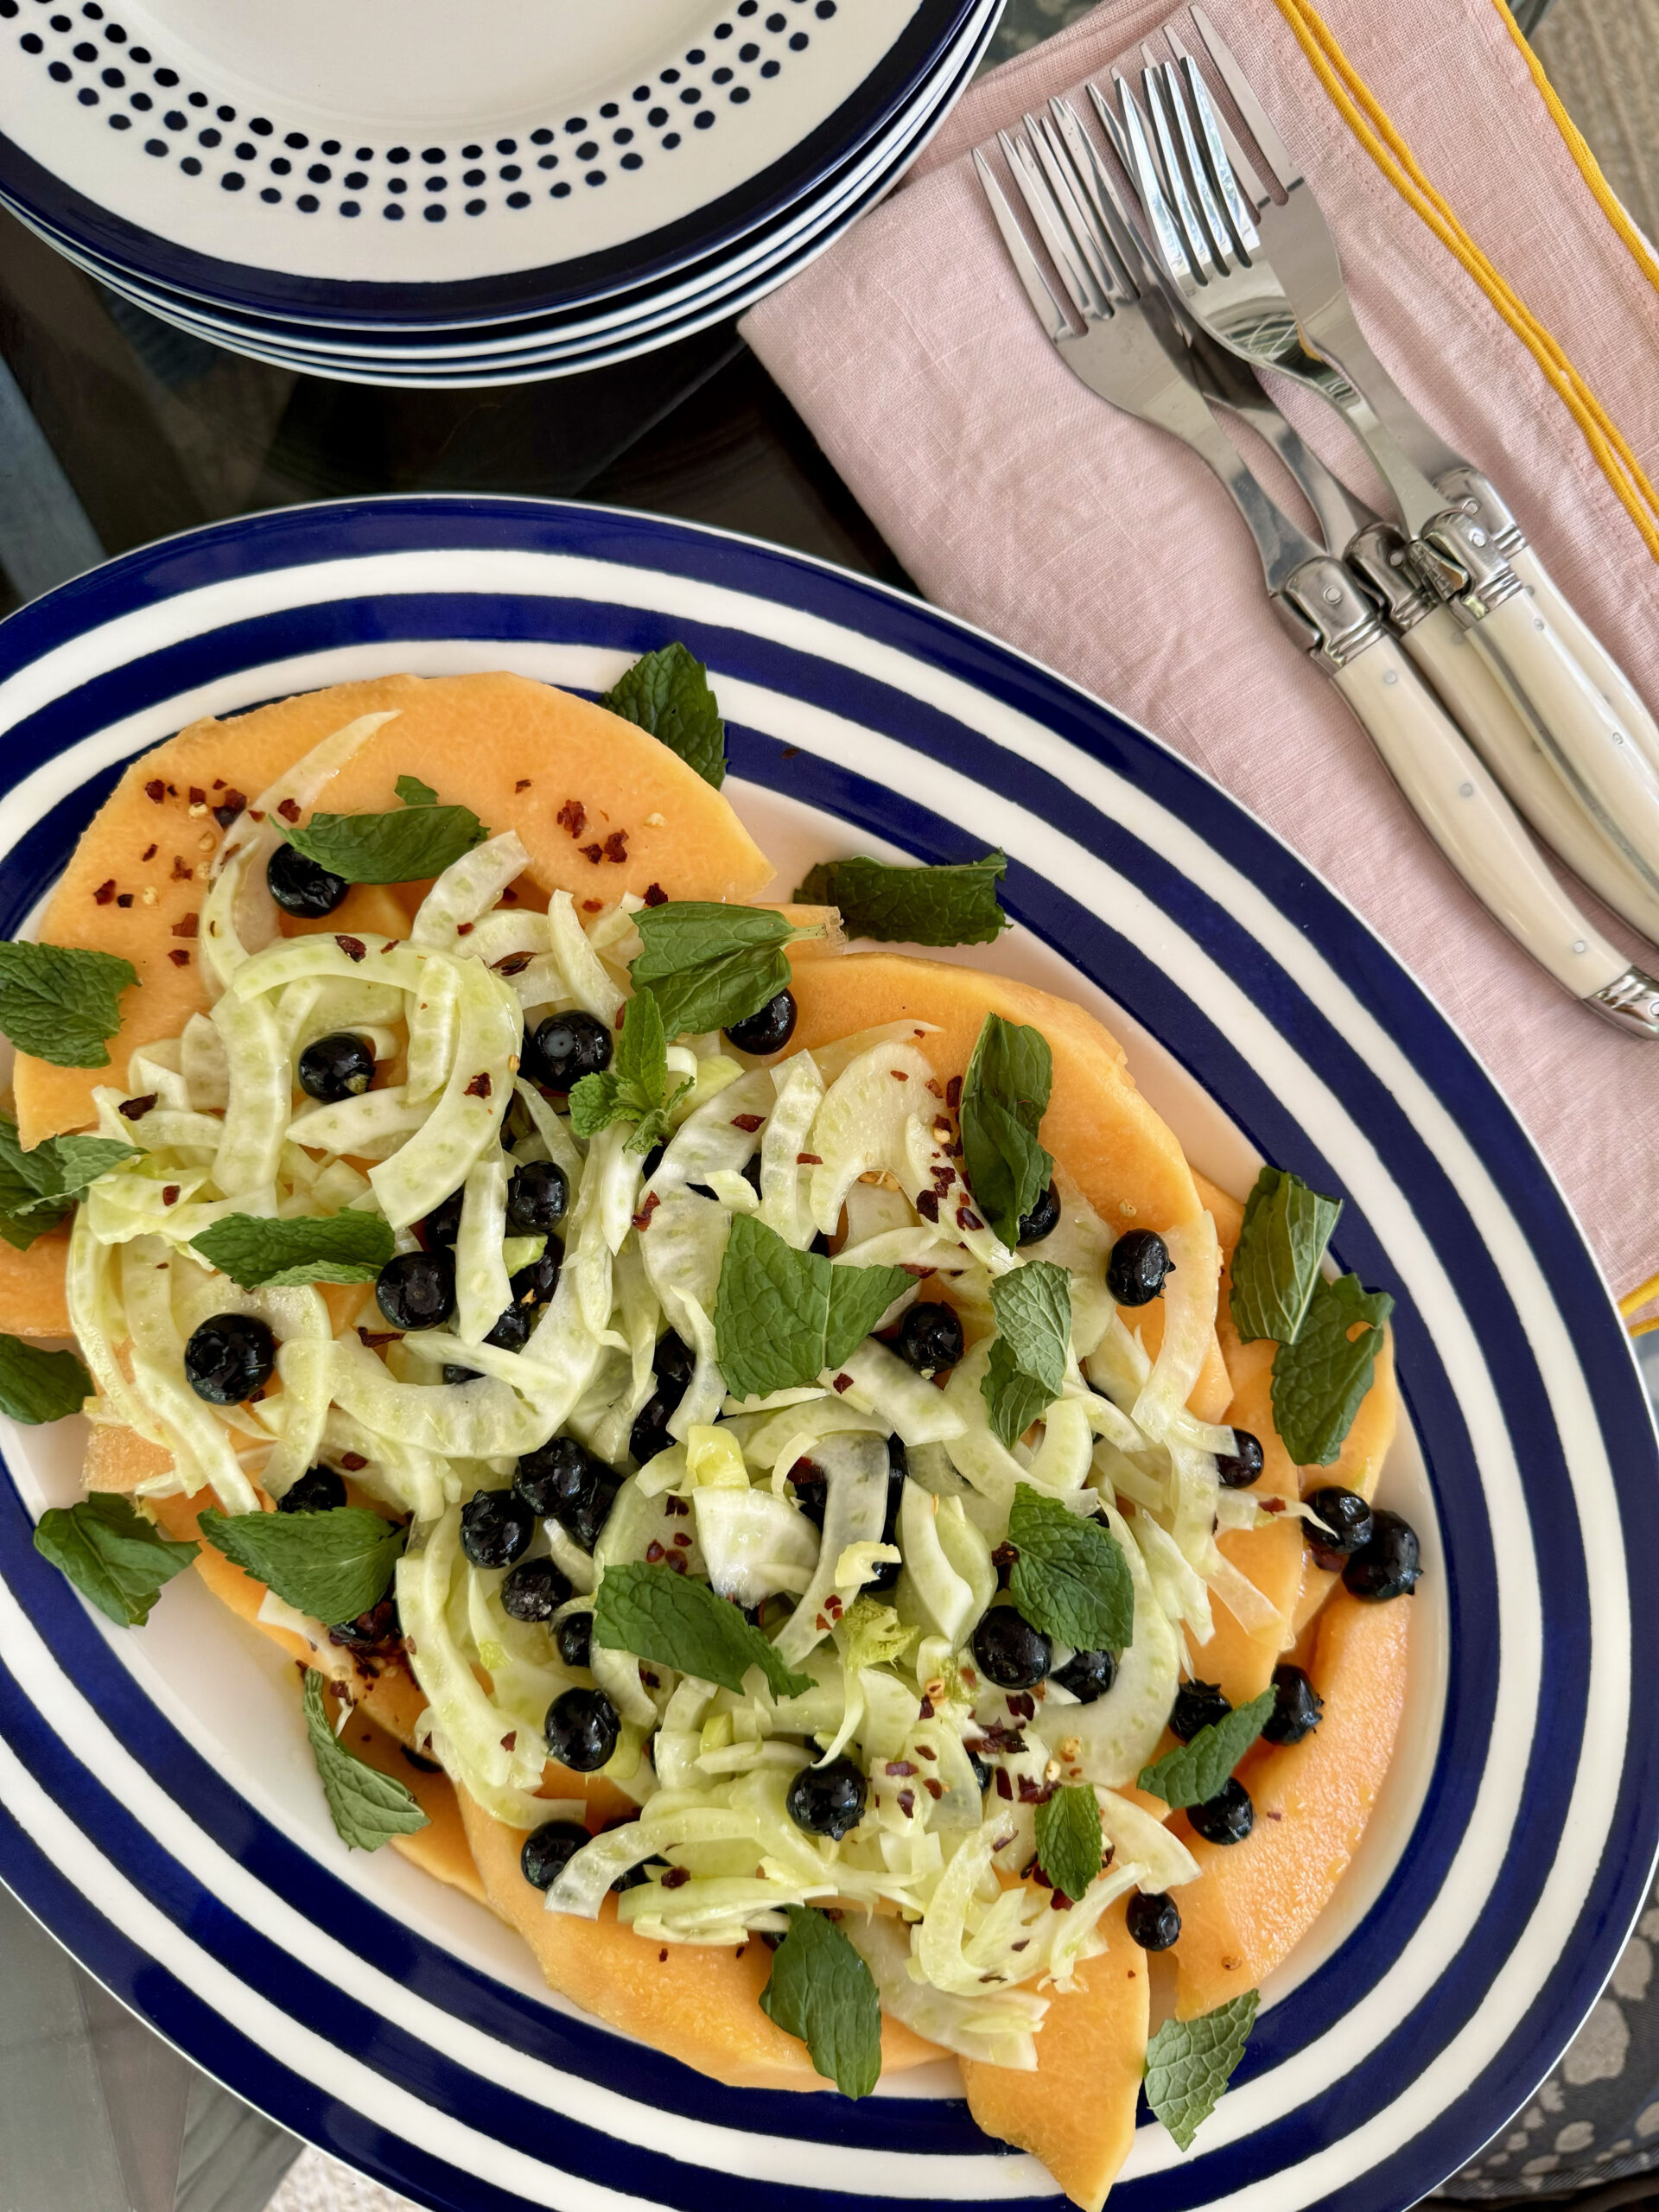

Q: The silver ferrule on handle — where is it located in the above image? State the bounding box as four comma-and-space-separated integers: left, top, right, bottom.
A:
1275, 555, 1382, 671
1588, 969, 1659, 1040
1409, 509, 1526, 625
1346, 523, 1436, 636
1433, 466, 1526, 557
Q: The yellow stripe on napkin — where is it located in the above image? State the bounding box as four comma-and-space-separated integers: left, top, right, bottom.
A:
1270, 0, 1659, 563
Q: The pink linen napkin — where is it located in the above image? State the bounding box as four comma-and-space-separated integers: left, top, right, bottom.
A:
741, 0, 1659, 1300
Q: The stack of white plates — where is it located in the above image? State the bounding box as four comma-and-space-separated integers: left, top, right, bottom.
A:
0, 0, 998, 383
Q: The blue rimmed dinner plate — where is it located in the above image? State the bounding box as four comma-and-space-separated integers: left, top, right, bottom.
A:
0, 494, 1652, 2212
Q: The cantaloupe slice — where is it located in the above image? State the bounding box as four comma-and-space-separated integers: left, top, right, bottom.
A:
1172, 1586, 1411, 2018
960, 1899, 1148, 2212
787, 954, 1231, 1421
0, 1230, 73, 1338
458, 1791, 940, 2091
16, 671, 773, 1144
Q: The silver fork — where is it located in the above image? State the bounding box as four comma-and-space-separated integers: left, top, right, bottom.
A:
976, 102, 1659, 1036
1117, 10, 1659, 922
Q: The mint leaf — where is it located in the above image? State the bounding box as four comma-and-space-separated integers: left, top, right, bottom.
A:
1034, 1783, 1106, 1903
33, 1493, 197, 1626
200, 1505, 404, 1624
1230, 1167, 1343, 1345
981, 1263, 1071, 1446
713, 1215, 909, 1397
982, 1338, 1055, 1447
1137, 1688, 1274, 1809
959, 1014, 1053, 1247
0, 942, 136, 1068
1144, 1991, 1258, 2150
793, 853, 1007, 946
759, 1905, 882, 2097
302, 1668, 429, 1850
594, 1559, 813, 1699
569, 994, 688, 1154
283, 804, 487, 886
1270, 1273, 1394, 1465
569, 1071, 623, 1139
631, 902, 823, 1040
0, 1336, 92, 1423
0, 1115, 135, 1249
601, 642, 726, 790
189, 1211, 395, 1288
394, 774, 438, 807
1007, 1485, 1134, 1651
616, 984, 667, 1103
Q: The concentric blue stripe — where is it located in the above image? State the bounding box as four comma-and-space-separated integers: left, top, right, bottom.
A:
0, 497, 1651, 2212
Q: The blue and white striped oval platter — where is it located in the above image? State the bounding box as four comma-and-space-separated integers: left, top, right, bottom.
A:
0, 495, 1652, 2212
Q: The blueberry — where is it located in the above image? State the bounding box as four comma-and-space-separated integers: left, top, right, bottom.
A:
556, 1610, 593, 1669
442, 1364, 482, 1386
1107, 1229, 1170, 1306
1262, 1662, 1324, 1745
723, 988, 797, 1056
971, 1607, 1052, 1689
460, 1486, 535, 1569
267, 842, 347, 918
500, 1555, 572, 1622
422, 1187, 465, 1249
1052, 1647, 1117, 1703
640, 1141, 666, 1179
515, 1434, 620, 1551
1215, 1427, 1265, 1490
546, 1685, 620, 1771
1016, 1181, 1061, 1245
510, 1247, 562, 1306
330, 1594, 400, 1651
296, 1030, 374, 1103
278, 1465, 346, 1512
530, 1010, 612, 1089
866, 1434, 907, 1594
785, 1755, 866, 1839
967, 1746, 992, 1795
1343, 1508, 1421, 1601
485, 1300, 534, 1354
1188, 1777, 1254, 1845
653, 1330, 695, 1398
629, 1392, 675, 1467
895, 1300, 963, 1377
521, 1817, 590, 1890
376, 1250, 455, 1330
786, 1455, 827, 1528
1306, 1484, 1376, 1571
507, 1160, 569, 1233
183, 1313, 276, 1404
1126, 1891, 1182, 1950
1169, 1681, 1231, 1741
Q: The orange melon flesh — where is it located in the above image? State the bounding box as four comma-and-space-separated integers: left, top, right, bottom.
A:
458, 1791, 940, 2092
961, 1900, 1148, 2212
786, 953, 1231, 1420
1172, 1586, 1411, 2018
0, 1230, 73, 1338
17, 671, 773, 1144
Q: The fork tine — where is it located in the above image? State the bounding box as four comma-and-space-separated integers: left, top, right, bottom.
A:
1153, 56, 1237, 269
1047, 95, 1145, 304
1028, 111, 1131, 309
1087, 77, 1134, 175
1140, 46, 1224, 281
998, 128, 1108, 324
1077, 87, 1205, 341
1112, 68, 1200, 297
1168, 45, 1264, 257
973, 147, 1072, 345
1185, 3, 1303, 190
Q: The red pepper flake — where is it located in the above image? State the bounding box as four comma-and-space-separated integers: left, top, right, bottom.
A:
897, 1789, 916, 1817
885, 1760, 917, 1778
464, 1073, 492, 1099
501, 885, 518, 903
602, 830, 629, 863
162, 1185, 180, 1207
797, 1152, 822, 1166
171, 913, 199, 938
665, 1553, 688, 1576
664, 1494, 690, 1518
645, 1541, 665, 1563
340, 1452, 368, 1471
915, 1191, 940, 1224
972, 1720, 1027, 1755
992, 1541, 1018, 1575
923, 1777, 944, 1799
187, 785, 206, 806
831, 1373, 854, 1394
116, 893, 134, 909
456, 921, 474, 937
640, 1669, 660, 1688
780, 746, 799, 760
890, 1069, 909, 1082
661, 1866, 690, 1890
925, 1079, 944, 1098
213, 791, 247, 830
1266, 1808, 1283, 1821
671, 1531, 691, 1548
358, 1327, 400, 1349
957, 1205, 984, 1232
379, 940, 401, 956
141, 843, 157, 862
166, 784, 178, 797
144, 779, 166, 804
1016, 1774, 1055, 1804
335, 935, 366, 963
500, 1732, 517, 1752
731, 1113, 765, 1133
1049, 1888, 1074, 1911
171, 856, 194, 882
823, 1593, 843, 1621
899, 1262, 935, 1280
271, 797, 302, 825
946, 1075, 963, 1109
118, 1095, 157, 1121
168, 949, 190, 967
658, 1948, 669, 1962
632, 1192, 660, 1232
580, 842, 603, 864
1007, 1691, 1036, 1721
914, 1743, 937, 1761
572, 897, 598, 914
515, 778, 533, 793
247, 808, 265, 823
644, 882, 667, 907
493, 951, 532, 976
93, 879, 116, 905
556, 799, 587, 837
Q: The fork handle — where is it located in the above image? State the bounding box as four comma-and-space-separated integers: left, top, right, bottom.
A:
1328, 629, 1659, 1028
1401, 603, 1659, 950
1508, 544, 1659, 781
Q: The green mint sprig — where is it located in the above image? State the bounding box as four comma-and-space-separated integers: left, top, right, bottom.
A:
393, 774, 439, 807
713, 1214, 910, 1399
0, 942, 137, 1069
1005, 1484, 1135, 1653
1137, 1688, 1274, 1809
0, 1115, 135, 1250
0, 1336, 92, 1424
1271, 1273, 1394, 1465
283, 785, 487, 884
630, 902, 825, 1041
190, 1211, 395, 1289
568, 990, 690, 1155
302, 1669, 429, 1851
199, 1505, 404, 1625
1230, 1166, 1343, 1345
601, 641, 726, 790
958, 1013, 1053, 1248
593, 1559, 813, 1700
759, 1904, 883, 2098
792, 852, 1007, 946
981, 1261, 1071, 1447
1144, 1990, 1259, 2150
32, 1493, 197, 1626
1033, 1783, 1106, 1904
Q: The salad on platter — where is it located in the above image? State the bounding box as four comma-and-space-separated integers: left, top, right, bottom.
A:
4, 655, 1419, 2211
